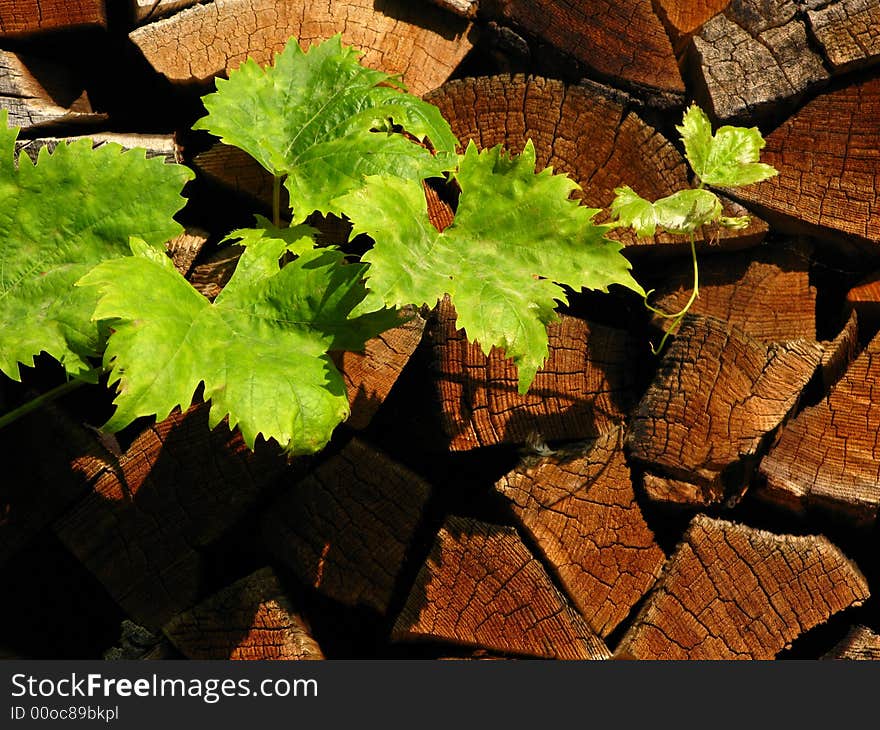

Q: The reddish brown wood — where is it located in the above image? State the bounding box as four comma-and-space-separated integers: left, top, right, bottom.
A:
0, 0, 105, 36
847, 270, 880, 328
759, 329, 880, 525
819, 310, 859, 392
732, 77, 880, 250
262, 437, 431, 614
822, 625, 880, 660
629, 314, 824, 506
192, 144, 277, 212
163, 568, 324, 660
480, 0, 684, 97
425, 75, 767, 255
166, 229, 209, 278
392, 516, 611, 659
808, 0, 880, 73
494, 428, 665, 637
53, 403, 289, 629
615, 515, 870, 659
654, 0, 730, 40
648, 241, 816, 343
129, 0, 473, 97
432, 297, 640, 451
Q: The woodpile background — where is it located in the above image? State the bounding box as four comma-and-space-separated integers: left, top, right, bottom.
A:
2, 0, 880, 661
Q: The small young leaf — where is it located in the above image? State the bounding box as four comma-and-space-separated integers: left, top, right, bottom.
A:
78, 230, 398, 455
193, 35, 459, 222
677, 105, 777, 187
611, 186, 661, 237
341, 140, 644, 393
0, 110, 193, 381
612, 186, 722, 235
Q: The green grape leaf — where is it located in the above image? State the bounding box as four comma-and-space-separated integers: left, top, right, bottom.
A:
612, 186, 723, 236
341, 140, 644, 393
78, 231, 398, 455
0, 110, 193, 381
677, 105, 777, 187
193, 34, 459, 222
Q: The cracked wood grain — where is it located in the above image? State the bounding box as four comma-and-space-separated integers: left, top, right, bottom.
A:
52, 402, 289, 629
809, 0, 880, 73
425, 75, 767, 255
654, 0, 731, 43
129, 0, 473, 97
615, 515, 870, 659
392, 515, 611, 659
628, 314, 824, 506
0, 0, 105, 36
759, 328, 880, 525
729, 76, 880, 250
822, 625, 880, 660
847, 269, 880, 328
819, 309, 859, 392
480, 0, 683, 97
0, 49, 106, 131
261, 437, 431, 614
648, 240, 816, 343
163, 567, 324, 660
494, 428, 666, 638
431, 297, 640, 451
688, 13, 828, 122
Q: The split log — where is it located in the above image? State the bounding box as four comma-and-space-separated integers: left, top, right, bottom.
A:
336, 311, 426, 430
688, 14, 828, 123
262, 437, 431, 614
819, 310, 859, 392
808, 0, 880, 74
163, 568, 324, 660
493, 428, 666, 638
654, 0, 731, 45
615, 515, 870, 659
429, 0, 477, 18
103, 620, 176, 660
0, 0, 105, 36
822, 625, 880, 660
129, 0, 473, 97
478, 0, 684, 100
0, 402, 114, 566
166, 228, 209, 278
15, 132, 179, 164
187, 243, 241, 300
131, 0, 204, 24
53, 403, 289, 629
432, 297, 640, 451
392, 515, 611, 659
191, 143, 276, 212
758, 329, 880, 525
425, 75, 767, 256
847, 270, 880, 328
0, 49, 105, 131
628, 314, 824, 507
647, 241, 816, 343
730, 77, 880, 252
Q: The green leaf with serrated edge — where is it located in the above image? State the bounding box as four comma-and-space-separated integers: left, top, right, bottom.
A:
78, 232, 397, 455
0, 110, 193, 381
612, 186, 723, 235
677, 105, 777, 187
193, 35, 458, 223
341, 140, 644, 393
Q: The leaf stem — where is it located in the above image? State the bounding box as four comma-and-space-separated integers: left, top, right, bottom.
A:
0, 369, 99, 430
273, 174, 283, 228
647, 231, 699, 354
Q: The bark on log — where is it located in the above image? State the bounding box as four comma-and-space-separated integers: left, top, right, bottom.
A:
262, 437, 431, 614
432, 297, 640, 451
129, 0, 473, 97
648, 241, 816, 343
425, 75, 767, 256
758, 329, 880, 525
615, 515, 870, 659
822, 625, 880, 660
688, 14, 828, 123
808, 0, 880, 74
53, 403, 289, 629
163, 567, 324, 660
730, 77, 880, 251
0, 49, 105, 131
628, 314, 824, 507
392, 515, 611, 659
479, 0, 684, 99
0, 402, 114, 566
493, 428, 666, 638
0, 0, 105, 36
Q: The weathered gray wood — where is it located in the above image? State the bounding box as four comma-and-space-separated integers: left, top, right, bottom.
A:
15, 133, 179, 164
809, 0, 880, 73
